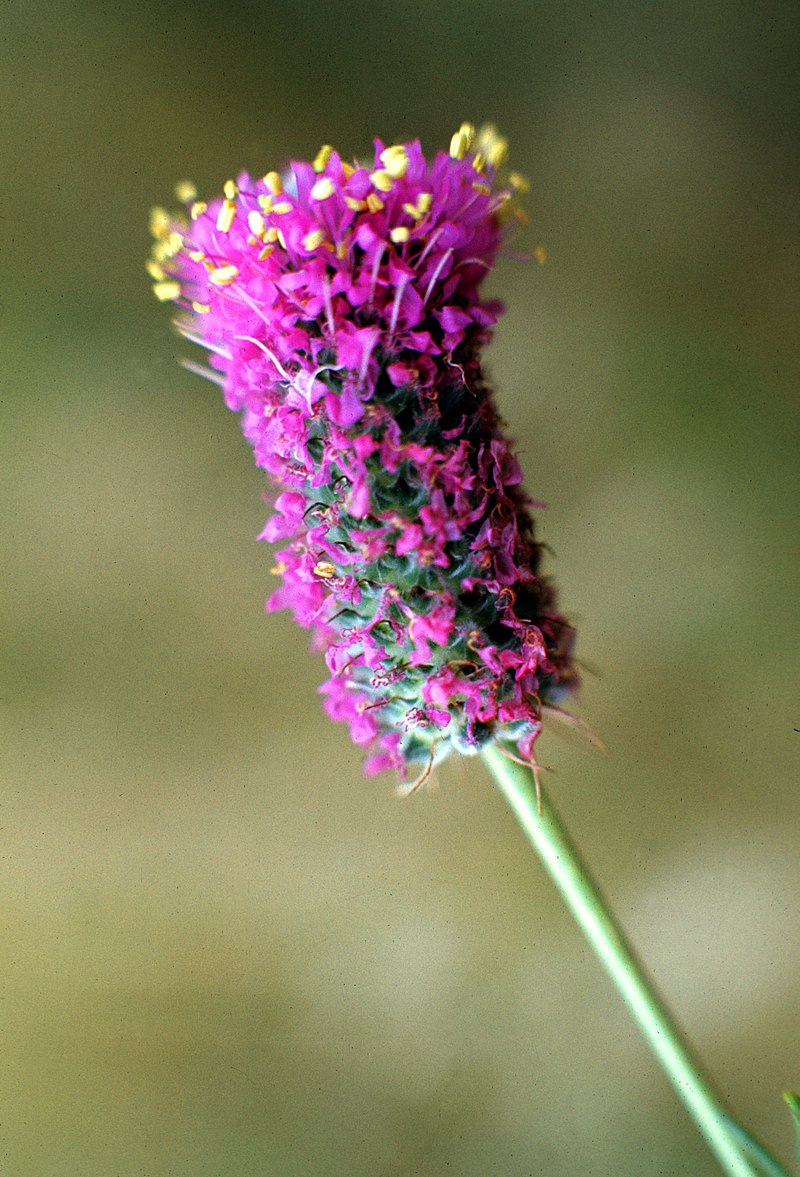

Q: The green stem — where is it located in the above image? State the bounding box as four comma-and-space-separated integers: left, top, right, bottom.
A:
482, 745, 789, 1177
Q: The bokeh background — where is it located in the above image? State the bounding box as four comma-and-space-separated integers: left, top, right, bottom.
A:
2, 1, 799, 1174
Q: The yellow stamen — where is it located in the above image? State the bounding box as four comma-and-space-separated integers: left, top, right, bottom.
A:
271, 561, 287, 575
449, 132, 466, 160
509, 171, 530, 193
341, 161, 355, 178
310, 176, 335, 201
247, 210, 265, 236
450, 121, 476, 160
146, 260, 166, 280
533, 245, 547, 265
302, 228, 326, 251
472, 152, 486, 173
216, 200, 236, 233
188, 249, 205, 262
312, 144, 334, 173
276, 229, 287, 250
402, 191, 432, 221
476, 123, 508, 168
258, 244, 275, 261
208, 264, 239, 286
365, 193, 384, 214
223, 179, 238, 201
190, 200, 207, 220
263, 171, 283, 195
153, 281, 181, 301
175, 180, 197, 203
389, 226, 410, 244
370, 169, 394, 193
192, 301, 211, 314
379, 145, 409, 179
313, 561, 336, 579
151, 231, 184, 263
472, 181, 491, 196
263, 226, 280, 243
335, 239, 348, 259
257, 194, 274, 214
272, 201, 293, 215
345, 196, 366, 212
149, 206, 171, 238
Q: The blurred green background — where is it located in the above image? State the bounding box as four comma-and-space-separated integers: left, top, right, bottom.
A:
2, 1, 799, 1174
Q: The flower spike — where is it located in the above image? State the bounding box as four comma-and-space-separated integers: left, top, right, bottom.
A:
151, 126, 577, 781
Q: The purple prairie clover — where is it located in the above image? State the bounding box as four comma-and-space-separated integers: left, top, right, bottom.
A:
150, 123, 578, 784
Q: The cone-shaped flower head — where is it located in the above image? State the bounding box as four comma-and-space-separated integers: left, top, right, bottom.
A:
150, 124, 577, 784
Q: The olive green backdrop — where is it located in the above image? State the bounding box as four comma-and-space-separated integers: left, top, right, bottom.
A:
2, 1, 798, 1174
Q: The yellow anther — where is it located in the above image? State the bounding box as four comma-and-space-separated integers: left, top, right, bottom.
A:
341, 161, 355, 178
152, 281, 181, 302
403, 191, 432, 221
509, 171, 530, 193
175, 180, 197, 203
149, 206, 171, 238
472, 181, 491, 196
310, 176, 335, 201
344, 196, 366, 212
258, 244, 275, 261
312, 144, 334, 173
449, 122, 475, 160
272, 201, 293, 215
379, 145, 409, 179
459, 121, 476, 147
532, 245, 547, 265
302, 228, 326, 251
449, 131, 466, 160
263, 226, 280, 243
472, 152, 486, 173
146, 260, 166, 280
192, 301, 211, 314
263, 171, 283, 195
276, 229, 287, 250
335, 239, 348, 259
216, 200, 236, 233
188, 249, 206, 262
389, 226, 410, 244
476, 123, 508, 168
208, 264, 239, 286
370, 169, 394, 192
247, 209, 265, 236
271, 560, 287, 575
152, 230, 184, 263
257, 194, 274, 213
223, 179, 238, 201
190, 200, 207, 220
313, 561, 336, 579
365, 193, 384, 214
